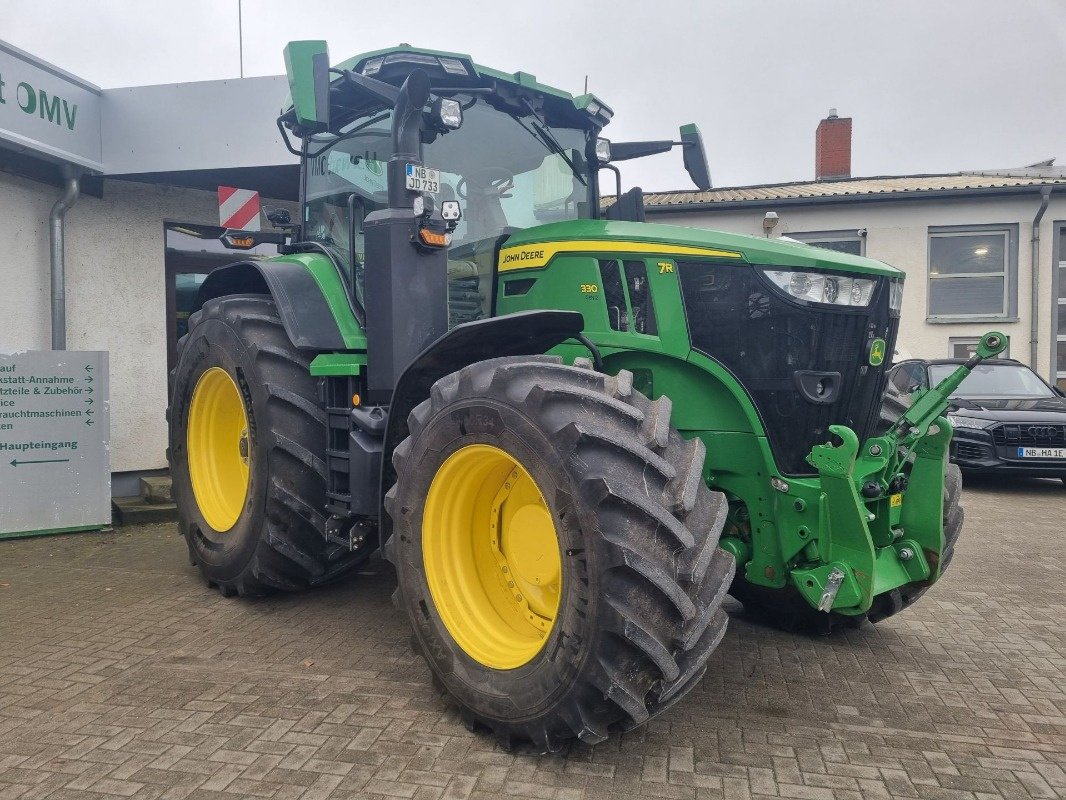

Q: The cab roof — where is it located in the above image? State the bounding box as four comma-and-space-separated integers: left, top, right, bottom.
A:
283, 44, 613, 135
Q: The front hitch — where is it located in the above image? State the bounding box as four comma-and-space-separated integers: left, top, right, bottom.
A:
797, 331, 1008, 614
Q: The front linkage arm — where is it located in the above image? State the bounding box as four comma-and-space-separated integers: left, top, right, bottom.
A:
800, 331, 1008, 615
890, 331, 1009, 441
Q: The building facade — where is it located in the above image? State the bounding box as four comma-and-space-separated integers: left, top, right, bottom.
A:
1, 40, 297, 494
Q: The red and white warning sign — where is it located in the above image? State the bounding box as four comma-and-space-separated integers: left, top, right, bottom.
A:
218, 186, 261, 231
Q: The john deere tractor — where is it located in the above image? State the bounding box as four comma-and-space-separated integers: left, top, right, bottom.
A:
168, 40, 1007, 750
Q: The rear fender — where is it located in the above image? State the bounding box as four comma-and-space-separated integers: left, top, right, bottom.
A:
196, 253, 366, 351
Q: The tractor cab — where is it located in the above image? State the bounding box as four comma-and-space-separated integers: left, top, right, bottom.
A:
279, 44, 708, 327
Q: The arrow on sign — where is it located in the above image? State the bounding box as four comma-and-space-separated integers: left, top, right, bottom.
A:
10, 458, 70, 467
86, 408, 94, 416
84, 397, 93, 405
86, 418, 95, 426
85, 375, 93, 383
85, 364, 94, 372
85, 386, 93, 394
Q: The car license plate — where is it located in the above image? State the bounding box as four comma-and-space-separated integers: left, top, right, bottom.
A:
405, 164, 440, 194
1017, 447, 1066, 459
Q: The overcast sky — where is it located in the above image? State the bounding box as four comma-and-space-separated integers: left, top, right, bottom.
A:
5, 0, 1066, 191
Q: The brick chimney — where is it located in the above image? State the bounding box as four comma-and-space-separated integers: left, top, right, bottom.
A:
815, 108, 852, 180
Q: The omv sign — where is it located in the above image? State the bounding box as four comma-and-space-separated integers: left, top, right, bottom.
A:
6, 79, 80, 131
0, 39, 102, 171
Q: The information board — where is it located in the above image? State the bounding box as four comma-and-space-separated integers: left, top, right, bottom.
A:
0, 351, 110, 537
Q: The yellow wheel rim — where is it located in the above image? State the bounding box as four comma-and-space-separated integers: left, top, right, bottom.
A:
187, 367, 251, 533
423, 444, 562, 669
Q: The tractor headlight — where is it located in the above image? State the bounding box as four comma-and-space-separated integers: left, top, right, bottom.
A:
947, 414, 993, 430
762, 269, 877, 307
595, 137, 612, 164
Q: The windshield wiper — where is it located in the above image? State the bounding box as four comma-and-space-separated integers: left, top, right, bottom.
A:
509, 99, 587, 186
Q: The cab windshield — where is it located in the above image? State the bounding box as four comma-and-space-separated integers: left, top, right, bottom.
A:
303, 97, 594, 320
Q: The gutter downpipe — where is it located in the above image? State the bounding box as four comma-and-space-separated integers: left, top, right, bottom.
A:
49, 166, 82, 351
1031, 187, 1052, 371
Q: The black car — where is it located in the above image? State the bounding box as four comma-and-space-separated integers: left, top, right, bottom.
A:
885, 358, 1066, 484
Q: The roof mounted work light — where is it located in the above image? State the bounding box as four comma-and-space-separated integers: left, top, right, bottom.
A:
432, 97, 463, 130
595, 138, 612, 164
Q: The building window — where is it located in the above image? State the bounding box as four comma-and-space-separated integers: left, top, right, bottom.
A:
788, 230, 864, 256
949, 336, 1010, 360
928, 225, 1018, 321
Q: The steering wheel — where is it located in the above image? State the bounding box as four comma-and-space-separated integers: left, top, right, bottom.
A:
456, 167, 515, 200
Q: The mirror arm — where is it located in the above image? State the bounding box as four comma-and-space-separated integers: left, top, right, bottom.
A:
599, 163, 623, 203
609, 140, 676, 162
336, 68, 402, 105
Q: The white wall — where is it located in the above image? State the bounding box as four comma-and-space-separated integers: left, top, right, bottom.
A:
0, 172, 291, 475
652, 192, 1066, 378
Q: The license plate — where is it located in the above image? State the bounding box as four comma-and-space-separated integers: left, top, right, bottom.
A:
405, 164, 439, 194
1017, 447, 1066, 459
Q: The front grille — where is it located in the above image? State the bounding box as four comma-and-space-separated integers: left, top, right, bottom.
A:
991, 423, 1066, 447
954, 441, 990, 461
677, 261, 897, 476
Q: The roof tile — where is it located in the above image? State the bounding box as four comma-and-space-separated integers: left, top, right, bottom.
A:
640, 172, 1066, 207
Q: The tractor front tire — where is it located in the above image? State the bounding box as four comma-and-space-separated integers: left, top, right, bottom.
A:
384, 356, 734, 750
169, 293, 369, 596
867, 462, 963, 622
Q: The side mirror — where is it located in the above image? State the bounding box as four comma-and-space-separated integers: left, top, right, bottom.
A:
679, 123, 711, 191
284, 40, 331, 129
266, 208, 292, 228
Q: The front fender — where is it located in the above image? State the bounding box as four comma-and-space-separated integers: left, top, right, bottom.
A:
379, 310, 585, 544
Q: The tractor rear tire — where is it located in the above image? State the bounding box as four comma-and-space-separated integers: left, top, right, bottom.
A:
169, 293, 370, 596
730, 463, 964, 633
384, 356, 734, 750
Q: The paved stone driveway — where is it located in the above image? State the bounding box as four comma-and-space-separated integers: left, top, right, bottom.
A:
1, 476, 1064, 799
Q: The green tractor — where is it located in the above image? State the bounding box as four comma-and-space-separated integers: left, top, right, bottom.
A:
168, 40, 1007, 750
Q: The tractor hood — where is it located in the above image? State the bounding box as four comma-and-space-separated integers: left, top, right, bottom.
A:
501, 219, 904, 278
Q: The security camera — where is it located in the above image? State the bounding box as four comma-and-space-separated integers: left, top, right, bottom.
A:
857, 228, 868, 237
762, 211, 780, 236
